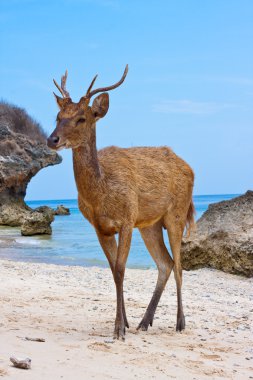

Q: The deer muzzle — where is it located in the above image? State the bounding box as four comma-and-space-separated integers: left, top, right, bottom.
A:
47, 134, 61, 150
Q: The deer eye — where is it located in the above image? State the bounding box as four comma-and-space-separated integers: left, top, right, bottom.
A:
76, 118, 86, 125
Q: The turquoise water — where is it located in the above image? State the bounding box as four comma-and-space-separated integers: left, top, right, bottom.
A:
0, 195, 238, 268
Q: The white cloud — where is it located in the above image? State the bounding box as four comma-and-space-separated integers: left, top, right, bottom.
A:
152, 100, 235, 115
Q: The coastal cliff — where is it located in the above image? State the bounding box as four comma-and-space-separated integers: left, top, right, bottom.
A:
181, 191, 253, 277
0, 101, 61, 232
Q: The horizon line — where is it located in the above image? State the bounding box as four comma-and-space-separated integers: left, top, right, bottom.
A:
25, 193, 241, 202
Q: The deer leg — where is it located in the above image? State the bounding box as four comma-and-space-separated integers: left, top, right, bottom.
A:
96, 232, 129, 328
164, 214, 185, 332
113, 225, 132, 340
137, 221, 174, 331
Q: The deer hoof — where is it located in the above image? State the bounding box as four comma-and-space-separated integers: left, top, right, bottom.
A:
123, 314, 129, 329
113, 321, 126, 341
124, 318, 129, 329
176, 314, 185, 332
137, 316, 153, 331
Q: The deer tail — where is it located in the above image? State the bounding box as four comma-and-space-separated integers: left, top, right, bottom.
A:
185, 199, 195, 237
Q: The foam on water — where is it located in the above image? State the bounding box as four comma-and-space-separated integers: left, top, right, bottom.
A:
15, 238, 41, 246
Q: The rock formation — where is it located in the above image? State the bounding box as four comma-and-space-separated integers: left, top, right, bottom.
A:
181, 191, 253, 277
54, 205, 70, 215
0, 101, 61, 234
21, 207, 55, 236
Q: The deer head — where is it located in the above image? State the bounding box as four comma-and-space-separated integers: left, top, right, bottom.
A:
47, 65, 128, 150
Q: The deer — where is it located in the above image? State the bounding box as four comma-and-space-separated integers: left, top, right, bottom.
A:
47, 65, 195, 340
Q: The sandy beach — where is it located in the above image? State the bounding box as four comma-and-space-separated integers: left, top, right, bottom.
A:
0, 260, 252, 379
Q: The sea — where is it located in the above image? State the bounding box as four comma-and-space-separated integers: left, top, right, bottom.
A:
0, 195, 237, 269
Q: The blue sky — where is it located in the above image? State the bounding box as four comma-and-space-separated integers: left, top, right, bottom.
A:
1, 0, 252, 200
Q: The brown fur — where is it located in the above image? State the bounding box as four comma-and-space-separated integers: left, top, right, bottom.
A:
47, 68, 195, 339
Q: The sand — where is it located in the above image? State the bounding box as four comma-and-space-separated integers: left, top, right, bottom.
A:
0, 259, 252, 379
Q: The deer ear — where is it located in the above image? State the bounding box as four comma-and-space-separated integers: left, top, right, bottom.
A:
53, 92, 65, 109
91, 93, 109, 120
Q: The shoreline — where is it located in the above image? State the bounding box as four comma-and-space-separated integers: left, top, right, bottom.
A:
0, 228, 155, 269
0, 259, 252, 379
0, 193, 240, 270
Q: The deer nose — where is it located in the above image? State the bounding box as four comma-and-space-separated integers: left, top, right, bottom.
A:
52, 136, 60, 144
47, 135, 60, 149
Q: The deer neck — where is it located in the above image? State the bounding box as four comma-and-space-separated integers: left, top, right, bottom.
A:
72, 126, 102, 202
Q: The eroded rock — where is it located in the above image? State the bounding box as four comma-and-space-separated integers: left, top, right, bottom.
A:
54, 205, 70, 215
181, 191, 253, 277
0, 102, 61, 234
21, 209, 54, 236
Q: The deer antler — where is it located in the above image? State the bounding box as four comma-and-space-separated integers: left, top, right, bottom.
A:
86, 65, 128, 99
85, 74, 98, 97
53, 70, 70, 98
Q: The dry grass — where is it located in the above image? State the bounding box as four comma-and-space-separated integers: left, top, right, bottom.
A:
0, 101, 46, 143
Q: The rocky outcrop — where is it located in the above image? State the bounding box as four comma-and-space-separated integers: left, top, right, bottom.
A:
0, 101, 61, 234
54, 205, 70, 215
21, 207, 55, 236
181, 191, 253, 277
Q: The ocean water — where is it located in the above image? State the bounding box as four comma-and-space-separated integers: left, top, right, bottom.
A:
0, 195, 238, 269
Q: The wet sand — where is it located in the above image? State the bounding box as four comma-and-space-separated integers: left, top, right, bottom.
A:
0, 259, 252, 379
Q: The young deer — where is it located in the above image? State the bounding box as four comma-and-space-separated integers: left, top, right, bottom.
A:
47, 65, 195, 340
